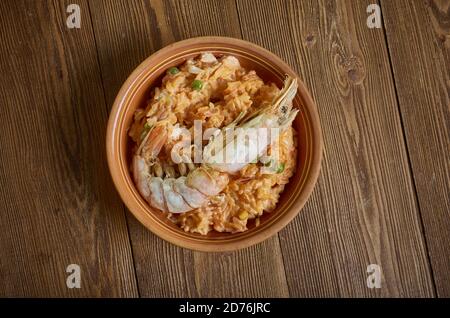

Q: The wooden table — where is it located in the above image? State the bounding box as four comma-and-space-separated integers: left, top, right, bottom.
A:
1, 0, 448, 298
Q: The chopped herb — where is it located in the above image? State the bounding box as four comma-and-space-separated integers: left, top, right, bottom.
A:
277, 163, 285, 174
264, 160, 272, 167
192, 79, 203, 91
168, 67, 179, 75
140, 123, 152, 141
140, 130, 148, 141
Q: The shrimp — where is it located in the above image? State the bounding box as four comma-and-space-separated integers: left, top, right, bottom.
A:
133, 124, 229, 213
204, 76, 299, 174
132, 76, 298, 214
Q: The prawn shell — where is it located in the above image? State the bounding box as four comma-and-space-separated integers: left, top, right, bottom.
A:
162, 178, 192, 213
133, 155, 151, 199
173, 177, 207, 209
187, 168, 229, 196
148, 177, 167, 212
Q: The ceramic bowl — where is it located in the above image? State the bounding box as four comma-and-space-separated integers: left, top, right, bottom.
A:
106, 36, 323, 252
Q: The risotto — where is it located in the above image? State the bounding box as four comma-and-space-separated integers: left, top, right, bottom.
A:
129, 52, 297, 235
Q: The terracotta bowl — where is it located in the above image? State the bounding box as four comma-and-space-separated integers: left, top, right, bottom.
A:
106, 37, 323, 252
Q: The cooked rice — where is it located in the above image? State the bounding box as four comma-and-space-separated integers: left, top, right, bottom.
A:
130, 53, 297, 235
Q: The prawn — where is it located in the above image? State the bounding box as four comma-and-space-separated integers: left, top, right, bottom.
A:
132, 76, 298, 214
204, 76, 299, 174
133, 124, 229, 213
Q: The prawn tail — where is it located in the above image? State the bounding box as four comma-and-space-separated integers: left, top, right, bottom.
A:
139, 124, 168, 160
133, 158, 227, 213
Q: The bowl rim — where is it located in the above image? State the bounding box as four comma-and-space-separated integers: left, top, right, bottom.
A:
106, 36, 323, 252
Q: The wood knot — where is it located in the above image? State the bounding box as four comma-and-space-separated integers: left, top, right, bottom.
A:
305, 34, 316, 48
342, 56, 366, 85
437, 34, 446, 42
437, 34, 450, 49
347, 68, 364, 84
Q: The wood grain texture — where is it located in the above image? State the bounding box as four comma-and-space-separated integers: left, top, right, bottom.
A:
0, 0, 446, 298
88, 0, 289, 297
381, 0, 450, 297
0, 0, 138, 297
236, 0, 435, 297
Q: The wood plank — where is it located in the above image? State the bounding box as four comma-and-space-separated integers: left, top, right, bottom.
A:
236, 0, 436, 297
88, 0, 290, 297
381, 0, 450, 297
0, 0, 138, 297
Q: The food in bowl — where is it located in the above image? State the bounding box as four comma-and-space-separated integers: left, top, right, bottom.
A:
129, 52, 299, 235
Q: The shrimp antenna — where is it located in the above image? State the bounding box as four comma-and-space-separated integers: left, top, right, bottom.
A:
137, 125, 154, 155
